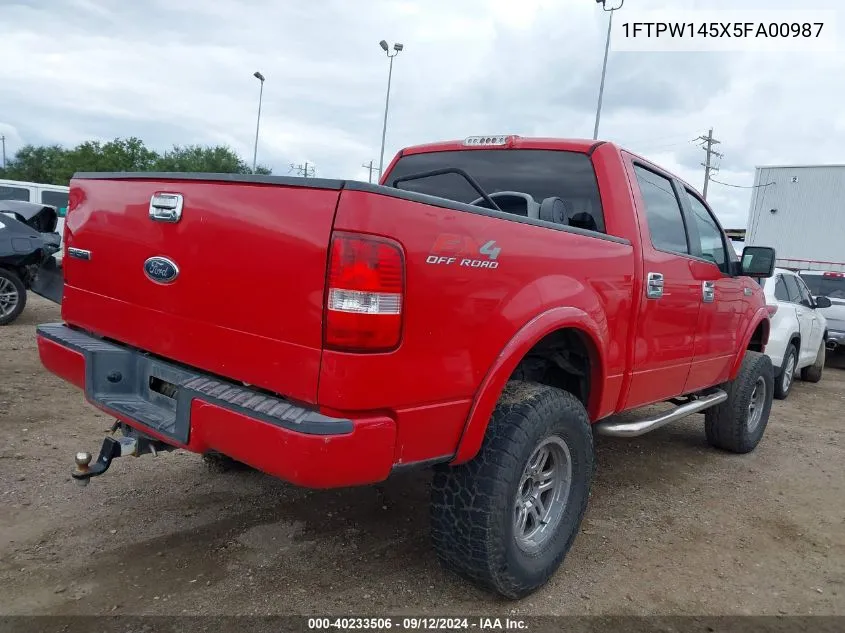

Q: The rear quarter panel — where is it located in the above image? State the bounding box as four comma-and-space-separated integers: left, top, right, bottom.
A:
320, 188, 635, 421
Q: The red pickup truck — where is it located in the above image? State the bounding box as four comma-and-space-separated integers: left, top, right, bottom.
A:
37, 136, 777, 599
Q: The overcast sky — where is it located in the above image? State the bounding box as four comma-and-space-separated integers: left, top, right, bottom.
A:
1, 0, 843, 229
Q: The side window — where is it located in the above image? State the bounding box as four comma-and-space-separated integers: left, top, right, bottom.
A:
782, 274, 803, 304
0, 185, 31, 202
774, 276, 790, 302
41, 190, 69, 211
685, 190, 728, 273
633, 165, 689, 254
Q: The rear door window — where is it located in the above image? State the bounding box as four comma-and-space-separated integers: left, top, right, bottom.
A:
633, 165, 689, 254
385, 149, 606, 233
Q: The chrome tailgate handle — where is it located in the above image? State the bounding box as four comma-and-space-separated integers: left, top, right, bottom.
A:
647, 272, 664, 299
149, 193, 183, 223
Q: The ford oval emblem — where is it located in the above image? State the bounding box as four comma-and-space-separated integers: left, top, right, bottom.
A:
143, 256, 179, 284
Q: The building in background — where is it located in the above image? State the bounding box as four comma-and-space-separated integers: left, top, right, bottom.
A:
744, 164, 845, 273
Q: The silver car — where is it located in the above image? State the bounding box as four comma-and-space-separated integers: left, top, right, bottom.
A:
800, 271, 845, 353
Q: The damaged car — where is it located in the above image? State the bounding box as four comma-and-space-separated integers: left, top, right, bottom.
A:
0, 200, 63, 325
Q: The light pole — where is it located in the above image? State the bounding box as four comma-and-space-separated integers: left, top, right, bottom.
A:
252, 71, 265, 173
378, 40, 403, 180
593, 0, 623, 141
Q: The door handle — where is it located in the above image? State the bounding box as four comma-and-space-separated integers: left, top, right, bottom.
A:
702, 281, 715, 303
646, 272, 664, 299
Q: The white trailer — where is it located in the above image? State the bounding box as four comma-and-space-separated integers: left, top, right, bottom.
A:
745, 164, 845, 273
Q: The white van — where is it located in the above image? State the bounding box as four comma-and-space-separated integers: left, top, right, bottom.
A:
0, 179, 69, 254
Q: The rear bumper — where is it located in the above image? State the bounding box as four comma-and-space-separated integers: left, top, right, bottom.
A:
36, 323, 397, 488
828, 330, 845, 349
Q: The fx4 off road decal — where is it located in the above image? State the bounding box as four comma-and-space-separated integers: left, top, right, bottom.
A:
426, 234, 500, 269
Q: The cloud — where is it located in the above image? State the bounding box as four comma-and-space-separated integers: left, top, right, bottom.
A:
2, 0, 843, 230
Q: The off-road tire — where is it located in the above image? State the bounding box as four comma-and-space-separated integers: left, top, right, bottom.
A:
0, 268, 26, 326
429, 381, 594, 599
705, 351, 773, 454
774, 343, 797, 400
800, 340, 825, 383
202, 452, 250, 473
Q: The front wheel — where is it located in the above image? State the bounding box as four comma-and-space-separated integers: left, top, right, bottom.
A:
429, 382, 594, 599
705, 351, 774, 454
0, 269, 26, 326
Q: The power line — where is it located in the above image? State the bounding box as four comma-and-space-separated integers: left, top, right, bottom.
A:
695, 128, 723, 200
710, 178, 775, 189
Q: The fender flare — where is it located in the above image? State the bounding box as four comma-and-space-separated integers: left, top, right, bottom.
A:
450, 306, 607, 465
730, 308, 771, 380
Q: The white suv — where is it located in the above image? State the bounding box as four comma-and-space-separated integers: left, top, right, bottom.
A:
760, 268, 828, 399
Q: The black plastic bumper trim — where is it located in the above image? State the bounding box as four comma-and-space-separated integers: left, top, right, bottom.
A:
36, 324, 353, 438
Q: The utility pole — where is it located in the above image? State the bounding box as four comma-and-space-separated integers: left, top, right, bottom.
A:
696, 127, 723, 200
362, 160, 379, 184
290, 162, 315, 178
1, 135, 6, 170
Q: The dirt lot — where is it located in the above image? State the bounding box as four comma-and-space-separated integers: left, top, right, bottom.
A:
1, 296, 844, 616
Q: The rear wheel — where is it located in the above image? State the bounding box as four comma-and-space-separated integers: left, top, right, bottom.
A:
800, 340, 825, 383
0, 269, 26, 326
774, 344, 797, 400
705, 351, 773, 454
429, 382, 594, 599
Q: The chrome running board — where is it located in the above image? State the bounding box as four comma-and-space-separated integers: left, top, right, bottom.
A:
594, 390, 728, 438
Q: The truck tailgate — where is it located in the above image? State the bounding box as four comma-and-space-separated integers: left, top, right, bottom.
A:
61, 175, 342, 404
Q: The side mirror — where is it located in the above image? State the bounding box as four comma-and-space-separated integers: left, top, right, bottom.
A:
814, 296, 832, 309
740, 246, 776, 278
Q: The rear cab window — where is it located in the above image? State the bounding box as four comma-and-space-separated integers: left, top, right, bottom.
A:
384, 149, 606, 234
801, 273, 845, 300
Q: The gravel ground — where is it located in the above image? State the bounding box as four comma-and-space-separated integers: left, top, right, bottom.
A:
1, 296, 844, 616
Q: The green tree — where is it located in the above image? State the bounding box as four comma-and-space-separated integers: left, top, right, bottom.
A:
0, 137, 271, 186
1, 144, 69, 184
154, 144, 271, 175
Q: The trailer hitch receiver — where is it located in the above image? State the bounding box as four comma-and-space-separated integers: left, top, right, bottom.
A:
72, 428, 171, 486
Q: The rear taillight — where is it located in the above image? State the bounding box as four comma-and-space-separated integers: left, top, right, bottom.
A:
823, 272, 845, 278
766, 304, 778, 316
324, 232, 405, 352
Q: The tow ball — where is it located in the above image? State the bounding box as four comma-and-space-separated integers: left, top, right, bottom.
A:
72, 423, 173, 486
